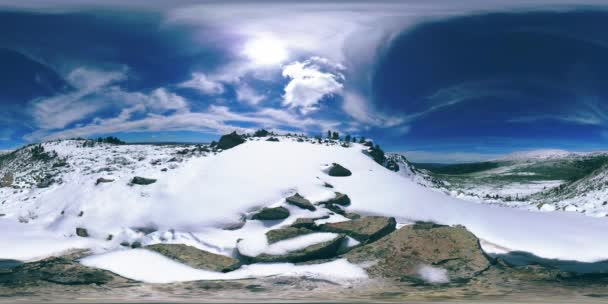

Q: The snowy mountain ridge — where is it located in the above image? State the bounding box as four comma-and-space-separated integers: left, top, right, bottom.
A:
2, 134, 608, 284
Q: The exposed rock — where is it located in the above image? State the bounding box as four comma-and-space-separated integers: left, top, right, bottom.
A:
95, 177, 114, 185
325, 204, 346, 215
131, 241, 142, 248
0, 256, 120, 287
344, 212, 361, 220
285, 193, 316, 211
327, 163, 352, 177
266, 137, 280, 142
252, 207, 290, 220
146, 244, 240, 272
318, 192, 351, 206
320, 216, 396, 243
1, 173, 13, 187
291, 218, 317, 229
253, 129, 270, 137
130, 176, 156, 185
217, 132, 245, 150
345, 223, 491, 282
240, 235, 345, 263
75, 227, 88, 237
266, 227, 314, 244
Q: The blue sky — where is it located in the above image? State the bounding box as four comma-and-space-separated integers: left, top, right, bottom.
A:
1, 1, 608, 162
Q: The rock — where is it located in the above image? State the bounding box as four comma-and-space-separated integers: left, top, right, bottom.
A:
95, 177, 114, 185
252, 207, 290, 220
320, 216, 396, 243
319, 192, 351, 206
285, 193, 316, 211
253, 129, 270, 137
146, 244, 241, 272
131, 176, 156, 185
1, 173, 13, 187
345, 223, 491, 282
0, 256, 120, 286
120, 241, 130, 247
327, 163, 352, 177
75, 228, 88, 237
265, 227, 314, 244
240, 235, 346, 263
291, 218, 317, 229
131, 241, 142, 248
217, 131, 245, 150
266, 137, 280, 142
324, 203, 346, 215
344, 212, 361, 220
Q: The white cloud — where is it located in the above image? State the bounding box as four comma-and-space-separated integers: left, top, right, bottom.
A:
30, 67, 126, 130
341, 91, 405, 128
282, 58, 344, 114
179, 72, 224, 95
235, 84, 265, 105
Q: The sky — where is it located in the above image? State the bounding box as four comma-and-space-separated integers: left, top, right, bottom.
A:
1, 0, 608, 162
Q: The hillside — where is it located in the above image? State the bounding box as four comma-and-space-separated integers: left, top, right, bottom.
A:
2, 135, 608, 285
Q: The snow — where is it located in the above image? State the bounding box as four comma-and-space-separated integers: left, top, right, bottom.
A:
80, 249, 368, 283
500, 149, 573, 161
3, 137, 608, 275
417, 264, 449, 284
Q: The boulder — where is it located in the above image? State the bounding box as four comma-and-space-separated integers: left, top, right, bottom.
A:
75, 228, 88, 238
345, 223, 491, 282
266, 137, 280, 142
216, 131, 245, 150
291, 218, 317, 229
95, 177, 114, 185
318, 192, 351, 206
131, 176, 156, 185
265, 227, 314, 244
0, 256, 119, 286
146, 244, 240, 272
252, 207, 290, 220
1, 173, 13, 187
320, 216, 396, 243
285, 193, 316, 211
240, 235, 345, 263
327, 163, 352, 177
253, 129, 270, 137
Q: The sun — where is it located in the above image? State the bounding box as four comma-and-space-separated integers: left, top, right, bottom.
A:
243, 36, 288, 66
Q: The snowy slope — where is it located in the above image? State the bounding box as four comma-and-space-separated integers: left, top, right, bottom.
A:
2, 137, 608, 274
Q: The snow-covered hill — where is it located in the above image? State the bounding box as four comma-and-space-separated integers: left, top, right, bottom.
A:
2, 136, 608, 283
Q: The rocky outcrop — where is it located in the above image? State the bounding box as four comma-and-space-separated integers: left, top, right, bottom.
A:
345, 223, 491, 282
265, 227, 314, 244
285, 193, 316, 211
240, 235, 345, 263
217, 132, 245, 150
130, 176, 156, 185
291, 218, 317, 229
327, 163, 352, 177
318, 192, 351, 206
320, 216, 396, 243
1, 173, 13, 187
146, 244, 240, 272
266, 137, 280, 142
0, 256, 120, 287
252, 207, 290, 220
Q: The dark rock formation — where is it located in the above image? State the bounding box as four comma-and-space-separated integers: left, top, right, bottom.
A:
285, 193, 316, 211
345, 223, 491, 282
327, 163, 352, 177
320, 216, 396, 243
252, 207, 290, 220
217, 132, 245, 150
146, 244, 240, 272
